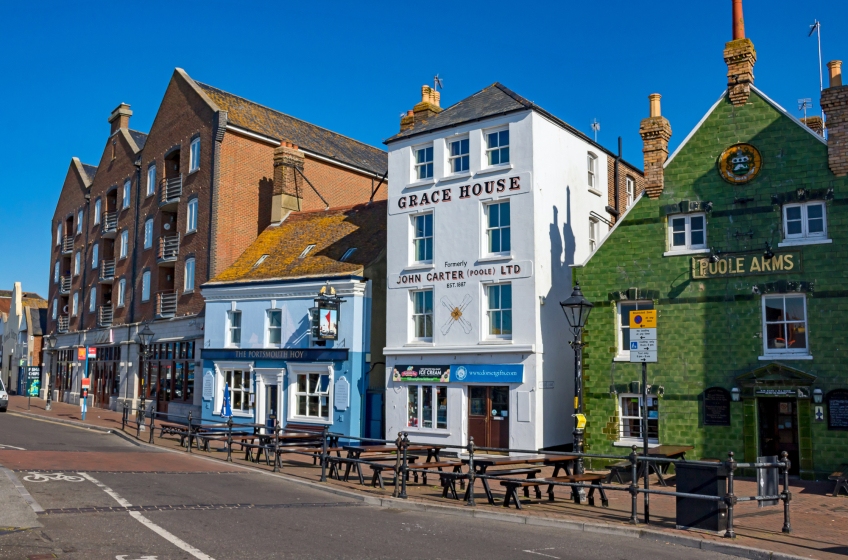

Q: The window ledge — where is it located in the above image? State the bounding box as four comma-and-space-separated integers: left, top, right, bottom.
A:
759, 355, 813, 361
663, 248, 710, 257
407, 178, 436, 189
288, 416, 333, 425
403, 263, 435, 271
404, 341, 434, 347
188, 168, 200, 176
186, 229, 197, 236
475, 164, 513, 177
588, 188, 603, 197
476, 254, 513, 263
479, 339, 513, 345
777, 238, 832, 248
613, 441, 661, 448
437, 172, 471, 184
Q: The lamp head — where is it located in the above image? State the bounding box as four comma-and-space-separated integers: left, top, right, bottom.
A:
136, 323, 154, 347
559, 283, 594, 331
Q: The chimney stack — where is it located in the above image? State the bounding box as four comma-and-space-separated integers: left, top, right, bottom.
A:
108, 103, 133, 134
272, 141, 305, 222
399, 85, 443, 132
801, 117, 825, 137
639, 94, 672, 199
821, 60, 848, 176
723, 0, 756, 106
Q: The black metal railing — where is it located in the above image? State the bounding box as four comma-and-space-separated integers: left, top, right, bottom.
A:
156, 291, 177, 318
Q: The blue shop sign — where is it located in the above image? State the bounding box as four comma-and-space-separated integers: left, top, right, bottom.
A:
453, 364, 523, 384
203, 348, 349, 361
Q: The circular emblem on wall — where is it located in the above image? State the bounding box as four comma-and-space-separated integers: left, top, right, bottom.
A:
455, 366, 468, 381
717, 143, 763, 184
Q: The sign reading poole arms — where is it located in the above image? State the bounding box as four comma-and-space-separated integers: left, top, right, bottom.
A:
692, 251, 801, 279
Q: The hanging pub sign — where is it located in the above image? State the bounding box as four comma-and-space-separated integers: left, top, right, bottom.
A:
827, 389, 848, 431
703, 387, 731, 426
310, 284, 343, 341
717, 143, 763, 184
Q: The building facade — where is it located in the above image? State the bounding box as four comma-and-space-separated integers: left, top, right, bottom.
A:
0, 284, 47, 394
383, 84, 643, 449
200, 202, 386, 438
576, 15, 848, 479
46, 69, 388, 415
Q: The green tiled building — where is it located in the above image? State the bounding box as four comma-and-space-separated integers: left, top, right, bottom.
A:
574, 34, 848, 480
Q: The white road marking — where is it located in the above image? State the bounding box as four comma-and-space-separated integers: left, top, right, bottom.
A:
78, 472, 215, 560
116, 556, 159, 559
523, 549, 560, 559
0, 444, 26, 450
23, 472, 85, 482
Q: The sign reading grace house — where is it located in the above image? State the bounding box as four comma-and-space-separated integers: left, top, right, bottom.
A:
388, 172, 531, 216
691, 251, 801, 279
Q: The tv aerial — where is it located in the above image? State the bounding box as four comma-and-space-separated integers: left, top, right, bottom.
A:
591, 119, 601, 142
433, 74, 444, 91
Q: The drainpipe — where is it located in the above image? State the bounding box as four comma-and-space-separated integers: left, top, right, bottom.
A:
605, 137, 622, 220
129, 158, 142, 324
79, 193, 92, 326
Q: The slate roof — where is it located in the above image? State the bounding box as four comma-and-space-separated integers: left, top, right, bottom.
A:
129, 130, 148, 150
208, 201, 387, 285
80, 163, 98, 183
196, 82, 387, 176
26, 307, 47, 336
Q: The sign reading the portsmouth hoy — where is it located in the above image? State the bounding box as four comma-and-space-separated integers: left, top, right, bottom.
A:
692, 251, 801, 279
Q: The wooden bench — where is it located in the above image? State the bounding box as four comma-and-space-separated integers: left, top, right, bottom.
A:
484, 468, 544, 499
365, 456, 421, 488
157, 422, 190, 446
830, 464, 848, 497
413, 461, 464, 486
605, 461, 632, 484
500, 474, 608, 510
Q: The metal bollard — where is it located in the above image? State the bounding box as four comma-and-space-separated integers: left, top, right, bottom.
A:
137, 407, 144, 440
399, 432, 410, 499
122, 403, 128, 430
226, 417, 233, 462
781, 451, 792, 534
187, 411, 193, 453
319, 425, 329, 482
629, 445, 639, 524
273, 421, 281, 473
724, 451, 737, 538
148, 410, 156, 444
466, 437, 476, 507
392, 432, 403, 498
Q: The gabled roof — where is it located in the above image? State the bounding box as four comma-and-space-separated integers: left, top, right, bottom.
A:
195, 81, 387, 176
26, 307, 47, 336
80, 163, 98, 183
207, 201, 387, 286
129, 130, 148, 150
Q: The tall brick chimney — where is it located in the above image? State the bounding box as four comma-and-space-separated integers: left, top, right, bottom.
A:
399, 86, 442, 132
723, 0, 756, 106
821, 60, 848, 176
272, 141, 305, 222
639, 94, 672, 199
108, 103, 132, 134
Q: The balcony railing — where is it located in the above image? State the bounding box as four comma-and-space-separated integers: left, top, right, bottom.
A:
99, 259, 116, 282
159, 175, 183, 209
101, 211, 118, 237
97, 305, 113, 328
157, 234, 180, 265
156, 291, 177, 318
61, 236, 73, 254
59, 276, 71, 294
57, 316, 69, 333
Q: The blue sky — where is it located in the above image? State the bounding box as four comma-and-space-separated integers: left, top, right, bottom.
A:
1, 0, 844, 297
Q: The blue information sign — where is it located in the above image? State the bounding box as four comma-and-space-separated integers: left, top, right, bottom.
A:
452, 364, 523, 384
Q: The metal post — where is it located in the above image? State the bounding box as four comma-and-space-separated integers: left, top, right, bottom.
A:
629, 445, 639, 524
319, 425, 329, 482
122, 402, 127, 430
572, 331, 587, 502
392, 432, 403, 498
399, 431, 410, 499
186, 411, 193, 453
781, 451, 792, 534
226, 416, 233, 462
724, 451, 737, 538
466, 436, 477, 507
642, 361, 650, 524
273, 421, 281, 473
137, 406, 144, 439
148, 409, 155, 444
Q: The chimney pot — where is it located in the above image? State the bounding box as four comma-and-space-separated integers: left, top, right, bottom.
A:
828, 60, 843, 88
108, 103, 133, 135
732, 0, 745, 40
649, 94, 662, 118
639, 93, 672, 199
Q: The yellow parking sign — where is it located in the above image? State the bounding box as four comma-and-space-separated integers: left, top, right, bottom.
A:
629, 310, 657, 329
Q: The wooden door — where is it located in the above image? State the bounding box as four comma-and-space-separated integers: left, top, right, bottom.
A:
758, 398, 799, 475
468, 387, 488, 447
467, 386, 510, 450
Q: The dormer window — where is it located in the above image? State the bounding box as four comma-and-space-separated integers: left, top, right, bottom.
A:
299, 245, 316, 258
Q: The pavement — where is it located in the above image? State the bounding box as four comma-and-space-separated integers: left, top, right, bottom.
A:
2, 396, 846, 559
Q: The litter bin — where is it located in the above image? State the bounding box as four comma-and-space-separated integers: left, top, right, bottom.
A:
675, 462, 728, 532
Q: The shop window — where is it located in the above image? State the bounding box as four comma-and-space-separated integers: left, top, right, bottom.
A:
782, 202, 827, 242
617, 301, 654, 357
667, 213, 706, 252
295, 372, 331, 420
190, 137, 201, 172
147, 164, 156, 196
486, 283, 512, 338
411, 289, 433, 341
415, 145, 433, 180
412, 213, 433, 263
587, 152, 598, 190
449, 138, 469, 173
228, 310, 242, 346
486, 201, 510, 254
486, 129, 509, 166
407, 385, 447, 429
224, 369, 252, 414
268, 309, 282, 346
762, 295, 808, 356
618, 394, 659, 444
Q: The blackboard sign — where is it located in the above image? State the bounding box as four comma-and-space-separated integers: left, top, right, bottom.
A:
827, 389, 848, 431
703, 387, 731, 426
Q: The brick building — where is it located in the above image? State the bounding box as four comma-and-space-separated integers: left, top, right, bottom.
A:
46, 68, 387, 415
575, 4, 848, 479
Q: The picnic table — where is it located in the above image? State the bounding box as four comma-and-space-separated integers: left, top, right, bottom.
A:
336, 445, 442, 484
461, 455, 578, 505
638, 445, 694, 487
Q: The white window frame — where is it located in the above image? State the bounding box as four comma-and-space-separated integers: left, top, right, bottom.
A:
406, 384, 448, 431
667, 213, 707, 252
215, 364, 254, 417
89, 286, 96, 313
190, 137, 201, 172
587, 152, 598, 190
626, 176, 635, 207
414, 145, 434, 180
72, 292, 78, 316
117, 278, 126, 307
485, 283, 512, 339
56, 223, 62, 246
120, 230, 129, 259
184, 258, 195, 292
122, 180, 131, 210
287, 363, 334, 424
411, 212, 433, 264
53, 261, 59, 283
782, 201, 827, 242
618, 393, 659, 445
589, 217, 599, 252
147, 164, 156, 196
143, 218, 153, 249
411, 289, 434, 342
616, 301, 654, 359
92, 243, 99, 268
52, 299, 57, 320
762, 295, 809, 357
187, 199, 198, 233
485, 128, 510, 167
74, 251, 81, 276
141, 271, 151, 302
228, 310, 242, 347
448, 137, 470, 174
485, 201, 511, 256
267, 309, 282, 347
76, 210, 83, 234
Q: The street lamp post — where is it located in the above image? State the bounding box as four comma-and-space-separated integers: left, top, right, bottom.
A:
135, 323, 155, 416
560, 283, 594, 477
44, 334, 57, 411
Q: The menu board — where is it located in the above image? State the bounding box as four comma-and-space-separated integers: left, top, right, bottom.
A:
703, 387, 731, 426
827, 389, 848, 430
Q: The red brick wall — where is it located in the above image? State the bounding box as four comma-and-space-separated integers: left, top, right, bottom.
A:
606, 157, 646, 223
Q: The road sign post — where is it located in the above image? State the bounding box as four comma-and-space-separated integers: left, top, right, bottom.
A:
629, 309, 657, 524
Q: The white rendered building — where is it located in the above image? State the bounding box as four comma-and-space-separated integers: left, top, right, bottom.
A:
382, 83, 643, 451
